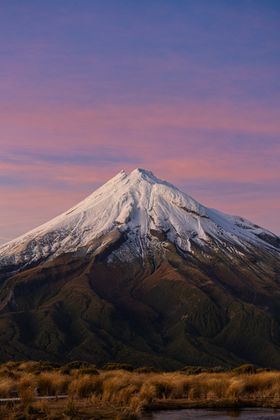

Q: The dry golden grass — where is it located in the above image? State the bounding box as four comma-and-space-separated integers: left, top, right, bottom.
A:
0, 377, 15, 397
69, 374, 103, 398
36, 371, 69, 396
0, 362, 280, 418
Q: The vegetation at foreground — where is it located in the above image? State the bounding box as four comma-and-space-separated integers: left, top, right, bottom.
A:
0, 362, 280, 419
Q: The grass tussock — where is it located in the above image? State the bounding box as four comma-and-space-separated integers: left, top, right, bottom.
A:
69, 374, 103, 398
37, 371, 70, 396
0, 377, 15, 397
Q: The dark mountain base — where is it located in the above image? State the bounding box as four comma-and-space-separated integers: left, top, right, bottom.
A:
0, 240, 280, 369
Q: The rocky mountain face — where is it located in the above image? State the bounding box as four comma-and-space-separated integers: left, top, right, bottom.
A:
0, 168, 279, 368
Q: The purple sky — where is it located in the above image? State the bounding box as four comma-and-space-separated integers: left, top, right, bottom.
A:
0, 0, 279, 244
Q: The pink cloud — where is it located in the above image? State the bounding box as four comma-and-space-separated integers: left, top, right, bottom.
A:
0, 187, 86, 243
150, 157, 279, 184
0, 101, 279, 152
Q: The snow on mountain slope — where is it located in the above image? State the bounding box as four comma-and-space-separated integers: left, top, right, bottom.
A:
0, 168, 279, 270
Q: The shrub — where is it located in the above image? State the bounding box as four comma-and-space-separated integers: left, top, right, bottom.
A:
103, 363, 134, 371
232, 364, 257, 375
31, 361, 60, 372
134, 366, 158, 374
180, 366, 204, 375
256, 367, 271, 373
79, 367, 99, 376
0, 368, 17, 379
208, 366, 226, 373
60, 361, 96, 375
60, 366, 71, 375
63, 361, 93, 370
3, 361, 22, 370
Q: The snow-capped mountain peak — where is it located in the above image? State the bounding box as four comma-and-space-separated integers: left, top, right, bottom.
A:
0, 168, 279, 272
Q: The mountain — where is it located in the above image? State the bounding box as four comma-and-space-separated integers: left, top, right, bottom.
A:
0, 168, 279, 368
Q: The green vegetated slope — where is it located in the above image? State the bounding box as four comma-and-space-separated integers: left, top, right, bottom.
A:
0, 237, 279, 369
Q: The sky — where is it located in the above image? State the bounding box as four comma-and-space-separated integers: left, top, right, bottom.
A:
0, 0, 279, 244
